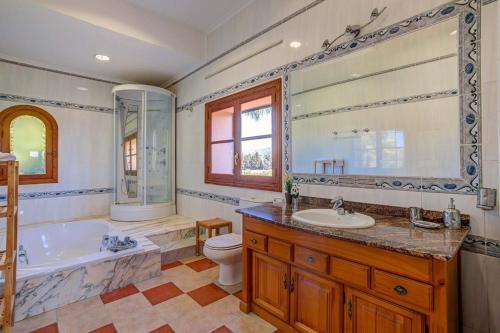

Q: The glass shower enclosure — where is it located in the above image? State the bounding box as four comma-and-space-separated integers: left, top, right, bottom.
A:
110, 84, 176, 221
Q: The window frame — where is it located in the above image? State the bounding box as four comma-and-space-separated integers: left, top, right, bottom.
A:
124, 133, 138, 176
0, 105, 58, 185
205, 79, 282, 192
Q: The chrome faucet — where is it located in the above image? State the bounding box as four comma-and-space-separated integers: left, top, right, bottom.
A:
331, 196, 346, 215
18, 245, 29, 264
100, 235, 110, 252
331, 196, 344, 209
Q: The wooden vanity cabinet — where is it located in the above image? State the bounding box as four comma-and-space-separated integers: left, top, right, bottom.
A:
345, 288, 424, 333
252, 252, 290, 322
241, 216, 459, 333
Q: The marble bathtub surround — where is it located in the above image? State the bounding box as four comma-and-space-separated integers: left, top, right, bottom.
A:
237, 198, 469, 260
15, 248, 161, 322
13, 215, 200, 322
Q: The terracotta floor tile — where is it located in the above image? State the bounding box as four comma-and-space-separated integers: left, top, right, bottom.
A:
187, 283, 229, 306
89, 324, 118, 333
31, 323, 58, 333
186, 258, 218, 272
150, 324, 175, 333
143, 282, 184, 305
100, 284, 139, 304
233, 290, 243, 301
211, 325, 234, 333
161, 261, 183, 271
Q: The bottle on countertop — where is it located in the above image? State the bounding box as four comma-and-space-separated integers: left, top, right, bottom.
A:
443, 198, 461, 229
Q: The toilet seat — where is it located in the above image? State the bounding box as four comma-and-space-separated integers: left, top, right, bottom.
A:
205, 233, 242, 250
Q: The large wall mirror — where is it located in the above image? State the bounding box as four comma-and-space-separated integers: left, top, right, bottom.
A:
284, 1, 480, 193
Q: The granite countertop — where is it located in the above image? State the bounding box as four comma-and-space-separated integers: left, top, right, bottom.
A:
236, 201, 470, 261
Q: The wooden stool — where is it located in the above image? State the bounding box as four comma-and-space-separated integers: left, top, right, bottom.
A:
195, 218, 233, 256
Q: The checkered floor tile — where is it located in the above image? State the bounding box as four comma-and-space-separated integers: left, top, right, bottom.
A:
11, 257, 277, 333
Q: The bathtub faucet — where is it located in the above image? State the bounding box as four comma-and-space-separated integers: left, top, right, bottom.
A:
100, 235, 138, 252
18, 245, 29, 264
100, 235, 110, 252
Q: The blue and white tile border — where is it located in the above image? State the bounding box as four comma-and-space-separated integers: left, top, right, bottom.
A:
176, 0, 481, 195
176, 188, 240, 206
0, 93, 113, 113
462, 234, 500, 258
0, 187, 113, 201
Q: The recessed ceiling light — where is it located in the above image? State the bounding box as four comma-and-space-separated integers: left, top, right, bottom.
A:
450, 30, 457, 36
351, 73, 361, 78
289, 41, 301, 49
95, 54, 110, 61
76, 87, 88, 91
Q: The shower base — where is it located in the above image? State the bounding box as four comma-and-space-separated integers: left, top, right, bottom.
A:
110, 202, 176, 222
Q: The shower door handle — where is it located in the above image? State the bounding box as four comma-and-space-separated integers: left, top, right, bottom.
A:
234, 153, 239, 166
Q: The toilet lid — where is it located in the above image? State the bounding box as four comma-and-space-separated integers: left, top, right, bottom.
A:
205, 233, 242, 250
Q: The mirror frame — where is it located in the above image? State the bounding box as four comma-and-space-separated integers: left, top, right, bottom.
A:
283, 0, 481, 194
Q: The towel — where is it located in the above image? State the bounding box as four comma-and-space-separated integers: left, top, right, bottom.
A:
0, 152, 16, 161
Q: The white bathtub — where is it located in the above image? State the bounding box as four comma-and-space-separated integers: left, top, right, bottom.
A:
14, 219, 143, 280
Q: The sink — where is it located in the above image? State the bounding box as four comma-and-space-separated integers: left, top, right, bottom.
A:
292, 209, 375, 229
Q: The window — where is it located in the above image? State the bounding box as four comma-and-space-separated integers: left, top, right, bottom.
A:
0, 105, 58, 184
124, 133, 137, 176
205, 79, 282, 191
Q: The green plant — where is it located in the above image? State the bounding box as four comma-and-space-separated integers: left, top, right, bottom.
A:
284, 174, 293, 193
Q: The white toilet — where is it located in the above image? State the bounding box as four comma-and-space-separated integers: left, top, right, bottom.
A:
203, 233, 242, 285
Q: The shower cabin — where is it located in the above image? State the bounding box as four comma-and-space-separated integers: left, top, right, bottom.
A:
110, 84, 175, 221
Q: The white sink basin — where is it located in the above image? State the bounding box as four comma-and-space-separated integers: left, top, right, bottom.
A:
292, 209, 375, 229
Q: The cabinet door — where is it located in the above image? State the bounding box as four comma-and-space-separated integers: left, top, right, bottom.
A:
344, 288, 424, 333
290, 267, 342, 333
252, 252, 290, 321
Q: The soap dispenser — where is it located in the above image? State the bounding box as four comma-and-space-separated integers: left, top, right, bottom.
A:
443, 198, 461, 229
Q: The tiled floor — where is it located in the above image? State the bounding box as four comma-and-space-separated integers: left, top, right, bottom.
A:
11, 256, 277, 333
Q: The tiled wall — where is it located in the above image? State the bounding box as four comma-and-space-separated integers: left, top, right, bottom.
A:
171, 0, 499, 331
0, 61, 115, 225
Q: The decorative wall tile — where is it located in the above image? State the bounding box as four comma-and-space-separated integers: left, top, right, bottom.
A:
0, 93, 113, 113
3, 187, 114, 201
176, 188, 239, 206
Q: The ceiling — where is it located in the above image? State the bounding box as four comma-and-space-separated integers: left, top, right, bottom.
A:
125, 0, 253, 33
0, 0, 253, 85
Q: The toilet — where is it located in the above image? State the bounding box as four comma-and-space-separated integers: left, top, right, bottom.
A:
203, 233, 242, 285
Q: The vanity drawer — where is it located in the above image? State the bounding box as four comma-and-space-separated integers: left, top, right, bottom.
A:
372, 269, 433, 311
244, 231, 267, 252
268, 238, 292, 262
330, 257, 370, 289
294, 246, 328, 274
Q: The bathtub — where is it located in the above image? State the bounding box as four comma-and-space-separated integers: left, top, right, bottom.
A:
13, 219, 143, 280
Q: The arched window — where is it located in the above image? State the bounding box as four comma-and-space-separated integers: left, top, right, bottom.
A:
0, 105, 58, 184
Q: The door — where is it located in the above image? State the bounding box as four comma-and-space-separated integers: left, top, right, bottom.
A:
344, 287, 424, 333
290, 267, 342, 333
252, 251, 290, 321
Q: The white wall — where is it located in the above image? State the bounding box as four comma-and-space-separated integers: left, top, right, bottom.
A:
0, 62, 114, 225
172, 0, 499, 331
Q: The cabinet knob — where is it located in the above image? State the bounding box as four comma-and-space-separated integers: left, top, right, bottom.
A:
393, 285, 408, 295
251, 239, 257, 245
307, 256, 314, 263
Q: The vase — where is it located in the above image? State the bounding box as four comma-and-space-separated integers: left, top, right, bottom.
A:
285, 192, 292, 206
